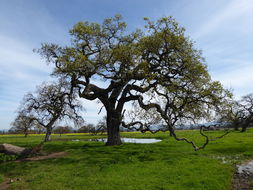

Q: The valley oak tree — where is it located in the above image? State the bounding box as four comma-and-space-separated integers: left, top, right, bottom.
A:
37, 15, 232, 147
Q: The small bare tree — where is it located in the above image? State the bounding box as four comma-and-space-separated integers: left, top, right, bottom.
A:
17, 79, 84, 142
11, 112, 35, 137
95, 116, 107, 135
218, 93, 253, 132
240, 94, 253, 132
228, 94, 253, 132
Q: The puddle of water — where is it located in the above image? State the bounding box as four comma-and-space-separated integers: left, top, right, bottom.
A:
72, 139, 81, 142
237, 160, 253, 175
71, 138, 161, 144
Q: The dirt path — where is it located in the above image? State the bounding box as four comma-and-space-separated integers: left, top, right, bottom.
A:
0, 178, 10, 190
15, 151, 66, 162
232, 160, 253, 190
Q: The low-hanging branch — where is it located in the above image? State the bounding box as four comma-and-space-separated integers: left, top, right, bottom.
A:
122, 119, 232, 151
120, 90, 233, 150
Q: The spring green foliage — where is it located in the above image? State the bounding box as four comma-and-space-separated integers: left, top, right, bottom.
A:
0, 130, 253, 189
0, 154, 18, 163
37, 15, 232, 146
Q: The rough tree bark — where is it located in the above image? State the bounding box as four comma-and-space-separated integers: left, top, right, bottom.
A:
43, 115, 59, 142
24, 129, 28, 138
106, 111, 122, 145
44, 126, 53, 142
106, 114, 122, 146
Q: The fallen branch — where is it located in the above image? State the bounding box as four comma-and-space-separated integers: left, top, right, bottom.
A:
0, 143, 44, 158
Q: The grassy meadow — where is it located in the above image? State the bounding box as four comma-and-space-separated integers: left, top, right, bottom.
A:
0, 129, 253, 189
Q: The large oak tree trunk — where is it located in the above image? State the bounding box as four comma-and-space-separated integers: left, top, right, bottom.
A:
105, 111, 122, 146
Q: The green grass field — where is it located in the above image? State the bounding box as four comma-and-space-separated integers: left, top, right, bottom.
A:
0, 129, 253, 190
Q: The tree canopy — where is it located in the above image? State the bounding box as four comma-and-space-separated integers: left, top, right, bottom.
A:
37, 15, 232, 148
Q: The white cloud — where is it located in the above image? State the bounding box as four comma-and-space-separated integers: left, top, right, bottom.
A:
0, 34, 51, 73
212, 60, 253, 98
194, 0, 253, 39
0, 3, 64, 130
215, 69, 253, 88
0, 35, 51, 129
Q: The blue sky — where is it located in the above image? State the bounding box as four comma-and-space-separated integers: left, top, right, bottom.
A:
1, 0, 253, 130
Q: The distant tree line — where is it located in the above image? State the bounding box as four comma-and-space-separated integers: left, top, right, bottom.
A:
8, 115, 107, 137
7, 115, 135, 137
8, 122, 106, 136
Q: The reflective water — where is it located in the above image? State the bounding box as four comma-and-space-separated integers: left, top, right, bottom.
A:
237, 160, 253, 175
72, 138, 162, 144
